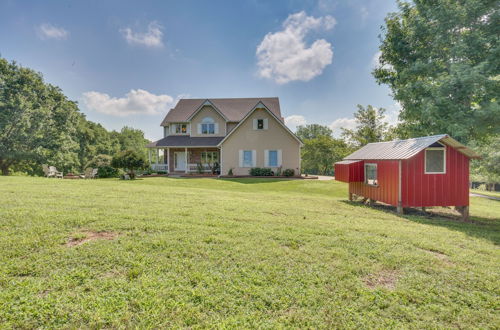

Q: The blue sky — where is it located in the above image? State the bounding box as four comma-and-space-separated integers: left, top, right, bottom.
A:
0, 0, 399, 141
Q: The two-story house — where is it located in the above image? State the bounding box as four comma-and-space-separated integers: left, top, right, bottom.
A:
146, 97, 303, 176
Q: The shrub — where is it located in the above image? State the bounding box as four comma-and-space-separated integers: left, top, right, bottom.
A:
228, 168, 233, 176
86, 154, 118, 178
283, 169, 295, 177
249, 167, 274, 176
111, 150, 147, 179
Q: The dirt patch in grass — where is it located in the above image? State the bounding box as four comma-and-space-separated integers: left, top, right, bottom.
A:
418, 247, 454, 266
363, 270, 399, 289
66, 231, 118, 247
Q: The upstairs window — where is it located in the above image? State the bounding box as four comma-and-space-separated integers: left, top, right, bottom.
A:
257, 119, 264, 129
201, 117, 215, 134
253, 118, 268, 130
425, 147, 446, 174
175, 124, 187, 134
364, 163, 378, 186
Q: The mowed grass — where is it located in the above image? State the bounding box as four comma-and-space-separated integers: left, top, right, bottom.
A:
0, 176, 499, 328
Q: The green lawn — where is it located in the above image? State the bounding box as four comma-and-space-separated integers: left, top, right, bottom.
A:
0, 176, 499, 328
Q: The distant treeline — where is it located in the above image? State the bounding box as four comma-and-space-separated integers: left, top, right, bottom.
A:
0, 57, 149, 176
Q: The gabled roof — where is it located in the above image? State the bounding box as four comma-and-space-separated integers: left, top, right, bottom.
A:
217, 101, 303, 147
344, 134, 480, 160
146, 136, 224, 148
161, 97, 281, 125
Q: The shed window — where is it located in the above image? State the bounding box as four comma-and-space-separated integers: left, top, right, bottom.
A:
425, 148, 446, 174
364, 163, 378, 186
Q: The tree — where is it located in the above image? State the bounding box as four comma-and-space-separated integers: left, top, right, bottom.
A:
296, 124, 333, 140
374, 0, 499, 144
470, 135, 500, 190
301, 136, 350, 175
0, 58, 80, 175
111, 150, 146, 179
341, 105, 390, 147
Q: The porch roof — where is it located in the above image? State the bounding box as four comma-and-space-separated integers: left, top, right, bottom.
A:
146, 136, 223, 148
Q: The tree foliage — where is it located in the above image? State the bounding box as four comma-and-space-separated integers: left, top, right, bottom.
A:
111, 150, 147, 179
296, 124, 333, 140
0, 57, 150, 175
470, 136, 500, 188
341, 105, 390, 147
374, 0, 500, 143
301, 135, 350, 175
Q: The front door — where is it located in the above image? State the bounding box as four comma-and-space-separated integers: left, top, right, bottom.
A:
174, 152, 186, 171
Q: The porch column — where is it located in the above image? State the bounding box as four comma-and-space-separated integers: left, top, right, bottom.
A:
148, 149, 151, 166
166, 147, 170, 173
185, 147, 188, 174
156, 148, 159, 165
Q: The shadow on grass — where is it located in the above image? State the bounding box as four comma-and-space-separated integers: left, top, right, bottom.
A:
340, 200, 500, 246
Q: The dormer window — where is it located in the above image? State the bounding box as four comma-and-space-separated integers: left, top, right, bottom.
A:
200, 117, 216, 135
175, 124, 187, 134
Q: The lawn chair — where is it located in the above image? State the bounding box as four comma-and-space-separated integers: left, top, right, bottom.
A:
49, 166, 63, 178
42, 164, 53, 178
81, 167, 97, 179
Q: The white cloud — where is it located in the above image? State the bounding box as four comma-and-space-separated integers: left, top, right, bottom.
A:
256, 11, 335, 84
121, 21, 163, 47
329, 117, 357, 136
37, 23, 69, 40
285, 115, 307, 131
82, 89, 175, 117
371, 50, 393, 70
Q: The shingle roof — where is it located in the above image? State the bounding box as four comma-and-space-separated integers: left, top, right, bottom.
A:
146, 136, 224, 148
344, 134, 479, 160
161, 97, 281, 125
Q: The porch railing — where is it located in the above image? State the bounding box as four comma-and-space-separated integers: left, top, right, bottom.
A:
151, 163, 168, 172
187, 163, 212, 173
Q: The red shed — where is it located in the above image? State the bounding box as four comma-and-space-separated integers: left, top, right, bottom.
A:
334, 134, 479, 219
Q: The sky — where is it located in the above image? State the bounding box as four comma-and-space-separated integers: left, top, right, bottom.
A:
0, 0, 400, 141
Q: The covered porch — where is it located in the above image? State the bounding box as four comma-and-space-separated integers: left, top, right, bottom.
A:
148, 147, 220, 174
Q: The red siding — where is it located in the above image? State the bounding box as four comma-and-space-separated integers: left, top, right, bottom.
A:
349, 160, 399, 206
402, 146, 469, 207
335, 161, 364, 183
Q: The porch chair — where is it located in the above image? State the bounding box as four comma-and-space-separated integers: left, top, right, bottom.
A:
49, 166, 63, 178
81, 167, 97, 179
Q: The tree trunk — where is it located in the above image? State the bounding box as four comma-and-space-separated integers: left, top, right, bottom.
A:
1, 164, 10, 176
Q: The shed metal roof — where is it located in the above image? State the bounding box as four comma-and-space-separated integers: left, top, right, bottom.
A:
146, 136, 224, 148
344, 134, 480, 160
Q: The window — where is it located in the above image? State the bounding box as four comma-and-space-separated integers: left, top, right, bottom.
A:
243, 150, 253, 167
201, 117, 215, 134
253, 118, 268, 130
425, 147, 446, 173
201, 151, 218, 164
365, 163, 378, 186
175, 124, 187, 134
268, 150, 278, 167
257, 119, 264, 129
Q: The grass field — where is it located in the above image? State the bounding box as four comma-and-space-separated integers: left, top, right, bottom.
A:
0, 176, 499, 328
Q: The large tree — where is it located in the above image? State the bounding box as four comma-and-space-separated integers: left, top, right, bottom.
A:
0, 58, 80, 175
301, 136, 349, 175
296, 124, 333, 140
374, 0, 499, 143
342, 105, 390, 147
